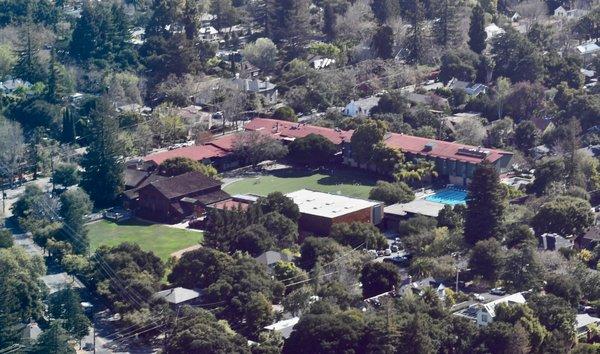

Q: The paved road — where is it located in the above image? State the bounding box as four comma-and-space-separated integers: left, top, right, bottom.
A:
1, 177, 51, 218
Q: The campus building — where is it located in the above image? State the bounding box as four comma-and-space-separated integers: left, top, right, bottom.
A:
285, 189, 384, 235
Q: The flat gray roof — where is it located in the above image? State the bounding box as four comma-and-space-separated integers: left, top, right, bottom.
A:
286, 189, 380, 219
384, 199, 446, 218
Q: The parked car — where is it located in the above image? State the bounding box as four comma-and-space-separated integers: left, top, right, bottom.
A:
384, 249, 392, 256
473, 293, 485, 301
490, 287, 506, 296
391, 245, 399, 253
384, 255, 411, 267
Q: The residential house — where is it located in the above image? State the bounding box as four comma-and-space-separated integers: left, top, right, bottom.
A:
554, 5, 569, 17
576, 43, 600, 63
538, 233, 574, 251
575, 314, 600, 339
554, 5, 589, 18
208, 194, 259, 212
342, 96, 380, 117
454, 292, 527, 327
134, 171, 230, 222
199, 26, 219, 41
40, 273, 85, 295
485, 24, 505, 41
578, 226, 600, 250
154, 287, 201, 308
116, 103, 151, 115
129, 27, 145, 46
21, 322, 42, 343
200, 13, 216, 27
285, 189, 384, 235
383, 200, 446, 231
255, 250, 293, 268
264, 317, 300, 339
232, 75, 278, 104
448, 78, 488, 97
0, 79, 32, 94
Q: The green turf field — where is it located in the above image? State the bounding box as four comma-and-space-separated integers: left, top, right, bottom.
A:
87, 219, 203, 260
223, 167, 378, 199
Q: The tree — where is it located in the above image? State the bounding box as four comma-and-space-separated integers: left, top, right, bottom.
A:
439, 50, 479, 84
272, 106, 297, 122
515, 120, 540, 153
322, 4, 336, 40
468, 5, 486, 54
58, 188, 92, 255
0, 247, 46, 347
48, 288, 90, 340
288, 134, 338, 165
52, 164, 80, 188
488, 117, 513, 148
453, 117, 487, 145
529, 157, 565, 195
168, 248, 233, 289
464, 162, 505, 244
13, 17, 46, 84
164, 306, 250, 354
266, 0, 310, 48
244, 292, 274, 337
80, 98, 124, 207
475, 321, 531, 354
531, 196, 594, 236
233, 224, 275, 256
469, 238, 504, 281
257, 192, 300, 222
504, 81, 545, 122
504, 224, 536, 249
242, 38, 278, 72
436, 205, 463, 229
211, 0, 237, 30
528, 293, 576, 339
204, 255, 284, 333
369, 181, 414, 205
360, 262, 400, 298
0, 229, 13, 248
282, 312, 366, 354
491, 30, 544, 83
46, 49, 73, 103
406, 0, 426, 63
158, 157, 218, 178
0, 44, 16, 79
232, 132, 288, 167
545, 274, 581, 307
61, 107, 77, 144
372, 25, 394, 59
32, 321, 75, 354
432, 0, 462, 47
259, 212, 298, 248
502, 246, 545, 291
0, 119, 25, 186
350, 120, 386, 164
371, 0, 399, 23
299, 237, 344, 270
330, 222, 388, 250
274, 262, 308, 292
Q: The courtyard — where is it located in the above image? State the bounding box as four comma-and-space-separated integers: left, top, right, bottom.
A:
223, 167, 379, 199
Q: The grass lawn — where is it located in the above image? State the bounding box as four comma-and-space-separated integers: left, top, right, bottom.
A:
87, 219, 203, 261
223, 167, 379, 199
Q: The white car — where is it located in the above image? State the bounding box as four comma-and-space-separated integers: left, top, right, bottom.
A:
473, 293, 485, 301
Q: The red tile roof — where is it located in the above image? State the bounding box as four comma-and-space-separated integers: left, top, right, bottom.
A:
384, 133, 511, 164
245, 118, 354, 145
145, 144, 229, 164
144, 134, 237, 164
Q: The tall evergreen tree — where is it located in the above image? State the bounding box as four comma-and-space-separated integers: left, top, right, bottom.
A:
69, 2, 98, 62
266, 0, 310, 48
406, 0, 425, 64
433, 0, 461, 47
323, 4, 336, 40
59, 188, 93, 255
80, 98, 124, 207
371, 0, 400, 24
48, 288, 90, 341
468, 4, 486, 54
464, 162, 505, 245
372, 25, 395, 59
32, 322, 75, 354
13, 14, 45, 83
62, 107, 76, 144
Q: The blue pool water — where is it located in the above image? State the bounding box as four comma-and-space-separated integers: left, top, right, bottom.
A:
425, 187, 468, 205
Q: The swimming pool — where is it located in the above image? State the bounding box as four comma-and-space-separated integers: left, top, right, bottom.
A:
425, 186, 468, 205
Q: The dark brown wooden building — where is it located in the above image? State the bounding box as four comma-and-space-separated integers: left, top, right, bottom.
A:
135, 171, 230, 223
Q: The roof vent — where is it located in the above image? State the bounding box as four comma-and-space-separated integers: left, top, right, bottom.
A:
424, 142, 436, 152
